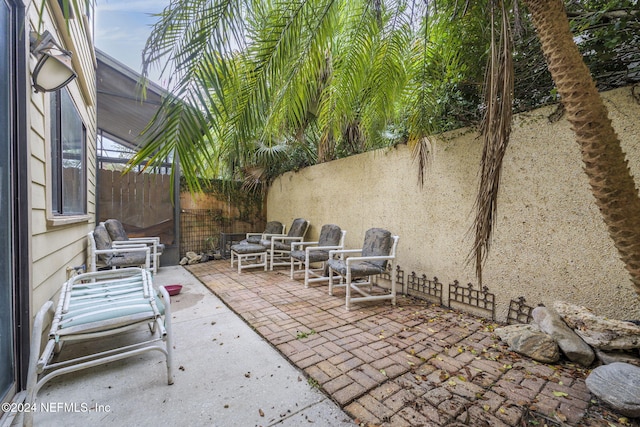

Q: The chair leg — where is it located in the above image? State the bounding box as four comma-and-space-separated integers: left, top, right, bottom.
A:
304, 262, 310, 288
24, 301, 54, 427
269, 247, 275, 270
345, 271, 352, 311
158, 285, 175, 385
328, 267, 334, 295
391, 266, 397, 306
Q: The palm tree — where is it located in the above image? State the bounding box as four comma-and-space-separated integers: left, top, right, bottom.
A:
49, 0, 639, 294
473, 0, 640, 296
525, 0, 640, 292
132, 0, 484, 191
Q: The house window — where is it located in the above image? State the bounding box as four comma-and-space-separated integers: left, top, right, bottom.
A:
57, 0, 75, 18
50, 89, 86, 215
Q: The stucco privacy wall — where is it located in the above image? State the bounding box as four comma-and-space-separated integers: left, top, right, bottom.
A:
267, 87, 640, 322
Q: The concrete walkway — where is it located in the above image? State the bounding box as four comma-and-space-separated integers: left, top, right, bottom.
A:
190, 261, 634, 427
19, 266, 351, 427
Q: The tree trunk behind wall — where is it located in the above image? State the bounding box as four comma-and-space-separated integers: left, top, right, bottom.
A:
525, 0, 640, 295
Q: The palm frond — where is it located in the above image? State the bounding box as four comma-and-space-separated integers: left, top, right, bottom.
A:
470, 0, 514, 284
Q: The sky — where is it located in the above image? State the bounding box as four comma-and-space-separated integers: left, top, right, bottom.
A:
95, 0, 171, 86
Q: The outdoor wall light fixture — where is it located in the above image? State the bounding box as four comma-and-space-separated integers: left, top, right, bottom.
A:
30, 30, 77, 93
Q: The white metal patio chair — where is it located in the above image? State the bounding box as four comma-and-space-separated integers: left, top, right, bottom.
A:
88, 223, 151, 273
241, 220, 285, 244
327, 228, 399, 310
290, 224, 346, 288
104, 219, 164, 274
261, 218, 310, 270
23, 267, 174, 426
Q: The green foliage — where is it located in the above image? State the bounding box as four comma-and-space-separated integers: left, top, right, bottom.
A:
120, 0, 638, 191
131, 0, 489, 189
512, 1, 640, 111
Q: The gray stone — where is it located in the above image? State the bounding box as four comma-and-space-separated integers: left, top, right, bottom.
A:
594, 348, 640, 367
554, 301, 640, 350
495, 324, 560, 363
585, 362, 640, 418
532, 306, 595, 366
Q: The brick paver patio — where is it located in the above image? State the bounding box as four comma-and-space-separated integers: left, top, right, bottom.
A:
188, 261, 634, 426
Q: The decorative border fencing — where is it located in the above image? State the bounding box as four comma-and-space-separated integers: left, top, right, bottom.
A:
376, 264, 538, 324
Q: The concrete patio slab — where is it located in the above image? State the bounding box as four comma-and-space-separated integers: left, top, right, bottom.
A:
14, 266, 352, 427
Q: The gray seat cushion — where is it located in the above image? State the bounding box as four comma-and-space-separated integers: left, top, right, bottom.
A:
327, 259, 385, 277
362, 228, 392, 270
231, 243, 267, 254
291, 250, 330, 263
104, 219, 129, 241
108, 251, 148, 267
318, 224, 342, 246
246, 221, 284, 244
245, 236, 262, 244
287, 218, 309, 238
93, 224, 114, 263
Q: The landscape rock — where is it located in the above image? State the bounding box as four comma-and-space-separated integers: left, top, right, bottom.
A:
495, 324, 560, 363
185, 251, 203, 264
532, 306, 595, 366
554, 301, 640, 350
594, 348, 640, 367
585, 362, 640, 418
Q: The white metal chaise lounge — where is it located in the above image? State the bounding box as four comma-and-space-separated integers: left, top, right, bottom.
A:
23, 267, 174, 426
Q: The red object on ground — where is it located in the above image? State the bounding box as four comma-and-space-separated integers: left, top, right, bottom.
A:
163, 284, 182, 296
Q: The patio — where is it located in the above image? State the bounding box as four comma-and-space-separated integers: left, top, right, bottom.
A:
14, 266, 351, 427
189, 260, 630, 427
16, 261, 632, 427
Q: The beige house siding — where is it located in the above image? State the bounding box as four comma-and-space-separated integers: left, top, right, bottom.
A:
267, 86, 640, 322
28, 2, 97, 313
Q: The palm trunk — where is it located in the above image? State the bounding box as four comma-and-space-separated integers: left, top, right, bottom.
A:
525, 0, 640, 294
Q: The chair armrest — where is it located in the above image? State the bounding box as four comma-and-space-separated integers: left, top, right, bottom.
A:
306, 244, 342, 253
271, 236, 304, 242
328, 248, 362, 257
261, 233, 286, 242
126, 237, 161, 244
113, 240, 160, 255
345, 254, 395, 266
270, 236, 304, 251
111, 241, 150, 248
245, 232, 263, 238
292, 241, 319, 251
95, 246, 150, 256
